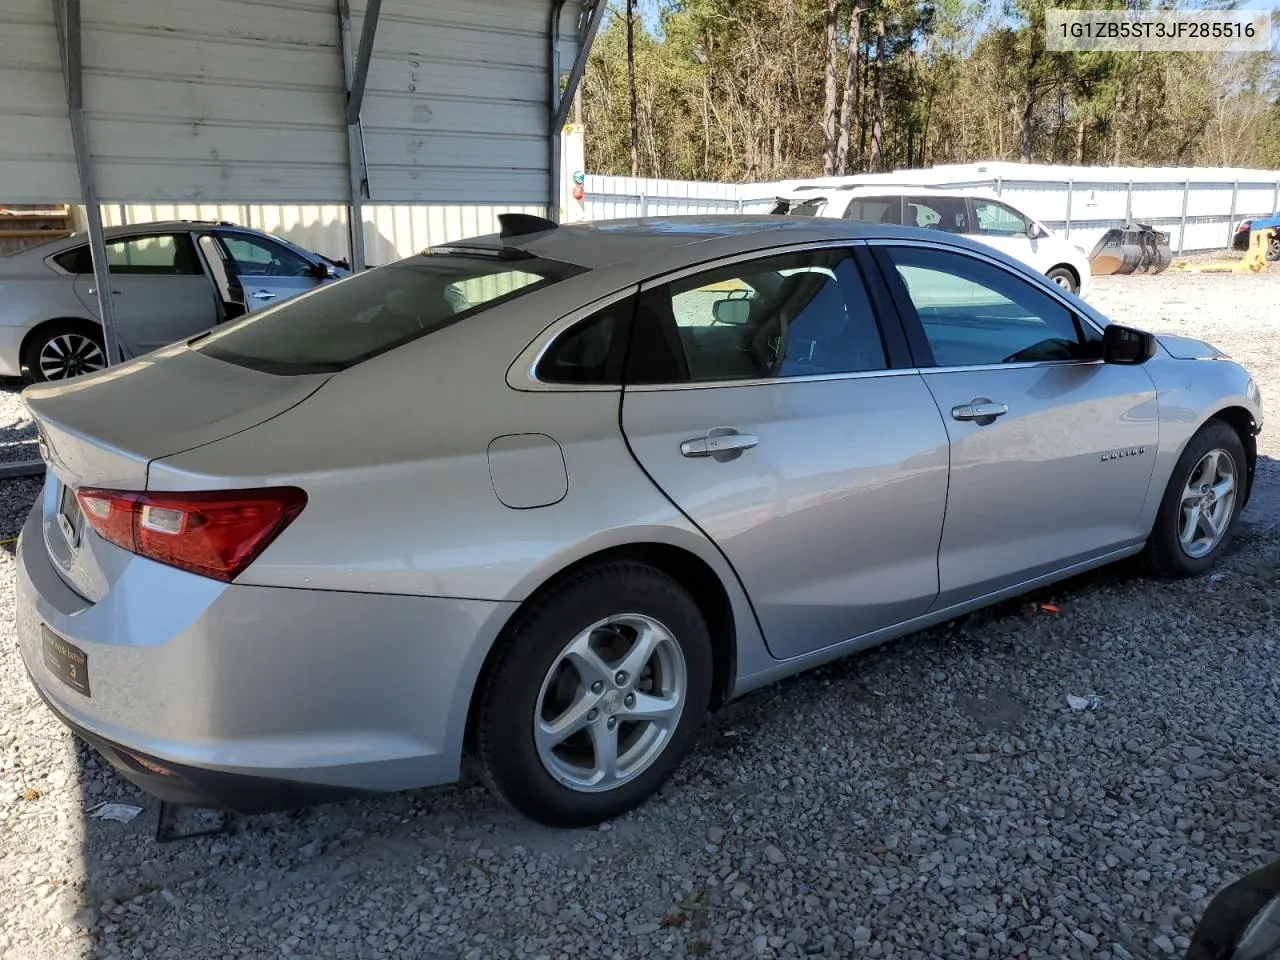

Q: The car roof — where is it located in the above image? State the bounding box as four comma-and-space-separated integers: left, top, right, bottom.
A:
782, 185, 1000, 202
20, 221, 254, 255
437, 216, 874, 269
434, 215, 1001, 271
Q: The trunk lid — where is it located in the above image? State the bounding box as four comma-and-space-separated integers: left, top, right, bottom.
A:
25, 344, 329, 600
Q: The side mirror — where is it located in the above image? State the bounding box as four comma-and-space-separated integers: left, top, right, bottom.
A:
1026, 223, 1042, 239
1102, 324, 1157, 365
712, 298, 752, 325
311, 261, 337, 280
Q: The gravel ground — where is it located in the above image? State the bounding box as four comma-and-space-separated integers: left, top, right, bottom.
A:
1, 271, 1278, 960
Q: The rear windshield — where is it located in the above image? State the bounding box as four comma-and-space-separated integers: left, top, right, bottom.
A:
193, 252, 585, 374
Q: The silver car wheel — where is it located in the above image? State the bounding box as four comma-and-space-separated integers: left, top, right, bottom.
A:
1178, 448, 1236, 559
39, 333, 106, 380
1052, 274, 1072, 289
534, 613, 687, 793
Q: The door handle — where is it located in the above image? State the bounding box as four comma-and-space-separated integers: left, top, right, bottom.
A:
250, 290, 277, 301
680, 431, 759, 461
951, 400, 1009, 423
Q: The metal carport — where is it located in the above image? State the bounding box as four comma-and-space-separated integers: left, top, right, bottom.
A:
0, 0, 603, 473
1, 0, 602, 354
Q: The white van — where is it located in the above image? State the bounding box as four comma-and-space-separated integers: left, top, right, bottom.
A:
771, 185, 1092, 299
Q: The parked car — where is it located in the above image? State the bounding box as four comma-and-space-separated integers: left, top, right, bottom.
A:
0, 221, 348, 382
771, 185, 1093, 298
18, 215, 1261, 826
1232, 216, 1280, 260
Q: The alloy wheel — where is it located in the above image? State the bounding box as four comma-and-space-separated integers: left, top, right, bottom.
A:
1178, 448, 1236, 559
38, 333, 106, 380
533, 613, 687, 793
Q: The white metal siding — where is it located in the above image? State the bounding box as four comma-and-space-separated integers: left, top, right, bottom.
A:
103, 201, 546, 266
0, 0, 585, 206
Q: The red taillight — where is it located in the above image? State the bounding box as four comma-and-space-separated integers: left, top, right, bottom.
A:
76, 487, 306, 582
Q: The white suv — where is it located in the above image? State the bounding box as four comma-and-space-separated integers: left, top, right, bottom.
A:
771, 185, 1092, 299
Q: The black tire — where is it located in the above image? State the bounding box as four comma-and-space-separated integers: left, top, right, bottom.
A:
1143, 419, 1246, 578
1267, 235, 1280, 263
23, 319, 107, 383
1046, 266, 1079, 295
473, 562, 712, 827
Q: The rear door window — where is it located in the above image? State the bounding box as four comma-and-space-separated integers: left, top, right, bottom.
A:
52, 234, 202, 275
904, 197, 970, 234
193, 253, 585, 374
844, 197, 903, 225
629, 249, 888, 383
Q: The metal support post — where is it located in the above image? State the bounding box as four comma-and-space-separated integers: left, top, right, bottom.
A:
1178, 179, 1191, 254
1227, 181, 1238, 248
338, 0, 380, 271
549, 0, 605, 222
1125, 181, 1133, 220
1064, 180, 1073, 239
53, 0, 122, 366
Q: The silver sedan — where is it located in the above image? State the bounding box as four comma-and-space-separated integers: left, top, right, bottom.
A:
0, 221, 346, 381
16, 215, 1263, 826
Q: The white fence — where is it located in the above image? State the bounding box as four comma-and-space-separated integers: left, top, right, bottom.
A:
96, 166, 1280, 265
583, 170, 1280, 255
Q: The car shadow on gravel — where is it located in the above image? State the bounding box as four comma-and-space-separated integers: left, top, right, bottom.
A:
55, 454, 1280, 959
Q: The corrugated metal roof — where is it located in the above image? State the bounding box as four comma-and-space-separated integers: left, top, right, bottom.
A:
0, 0, 587, 205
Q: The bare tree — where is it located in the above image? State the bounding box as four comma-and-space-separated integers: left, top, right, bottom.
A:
821, 0, 840, 175
627, 0, 638, 177
835, 2, 864, 174
868, 17, 886, 171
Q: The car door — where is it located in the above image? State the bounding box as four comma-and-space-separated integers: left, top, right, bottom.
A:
71, 231, 221, 357
620, 245, 951, 660
871, 242, 1160, 608
967, 197, 1044, 271
212, 230, 325, 312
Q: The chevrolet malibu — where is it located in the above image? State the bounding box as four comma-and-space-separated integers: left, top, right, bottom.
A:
17, 215, 1263, 827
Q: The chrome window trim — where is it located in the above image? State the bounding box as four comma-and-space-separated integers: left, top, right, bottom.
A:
918, 358, 1106, 376
42, 228, 198, 277
636, 239, 863, 292
507, 236, 1104, 394
505, 285, 638, 393
626, 366, 920, 393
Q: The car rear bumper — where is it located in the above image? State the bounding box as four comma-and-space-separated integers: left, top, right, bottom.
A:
16, 500, 516, 812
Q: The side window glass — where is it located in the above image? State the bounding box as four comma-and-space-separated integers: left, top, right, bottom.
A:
973, 200, 1030, 236
52, 246, 90, 273
94, 234, 202, 276
884, 247, 1088, 367
536, 298, 633, 385
218, 233, 314, 278
845, 197, 902, 225
632, 249, 887, 384
905, 197, 969, 234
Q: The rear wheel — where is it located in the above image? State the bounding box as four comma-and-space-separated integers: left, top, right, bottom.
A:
1143, 420, 1246, 577
1267, 235, 1280, 262
473, 562, 712, 826
1046, 266, 1079, 294
24, 320, 106, 382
